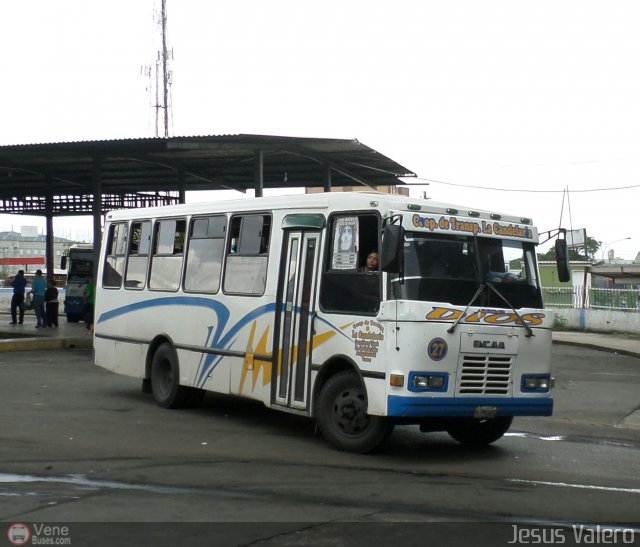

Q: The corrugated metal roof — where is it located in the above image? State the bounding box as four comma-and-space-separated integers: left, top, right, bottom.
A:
0, 134, 415, 216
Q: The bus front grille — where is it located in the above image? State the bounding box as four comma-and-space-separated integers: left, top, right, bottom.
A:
457, 355, 512, 395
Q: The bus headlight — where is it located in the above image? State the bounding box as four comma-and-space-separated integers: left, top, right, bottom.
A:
408, 372, 448, 392
522, 375, 551, 392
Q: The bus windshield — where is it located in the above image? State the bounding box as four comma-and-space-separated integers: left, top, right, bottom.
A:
69, 258, 93, 274
68, 259, 93, 282
389, 233, 543, 309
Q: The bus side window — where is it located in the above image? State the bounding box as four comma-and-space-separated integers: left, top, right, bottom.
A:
223, 214, 270, 295
125, 221, 151, 290
320, 214, 381, 314
103, 222, 127, 289
184, 215, 226, 293
149, 218, 186, 292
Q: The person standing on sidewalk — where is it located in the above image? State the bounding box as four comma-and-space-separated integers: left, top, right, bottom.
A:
9, 270, 27, 325
31, 269, 47, 328
45, 280, 59, 328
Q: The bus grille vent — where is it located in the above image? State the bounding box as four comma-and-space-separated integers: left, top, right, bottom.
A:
458, 355, 512, 395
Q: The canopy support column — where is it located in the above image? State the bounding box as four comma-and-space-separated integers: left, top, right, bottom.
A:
45, 177, 55, 283
92, 157, 103, 278
254, 150, 264, 198
178, 167, 186, 204
323, 165, 332, 192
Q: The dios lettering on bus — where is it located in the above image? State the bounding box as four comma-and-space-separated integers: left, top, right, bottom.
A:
426, 306, 546, 326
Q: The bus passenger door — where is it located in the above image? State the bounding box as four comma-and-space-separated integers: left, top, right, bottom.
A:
274, 230, 321, 410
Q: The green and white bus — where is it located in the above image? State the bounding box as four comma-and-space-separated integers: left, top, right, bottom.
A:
61, 243, 94, 322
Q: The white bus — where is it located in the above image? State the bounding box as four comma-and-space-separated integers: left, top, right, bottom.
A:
61, 243, 94, 322
94, 192, 569, 453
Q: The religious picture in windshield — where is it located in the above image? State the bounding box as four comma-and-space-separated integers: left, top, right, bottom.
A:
331, 216, 358, 270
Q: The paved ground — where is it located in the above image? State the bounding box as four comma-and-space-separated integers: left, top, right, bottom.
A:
552, 330, 640, 359
1, 343, 639, 547
0, 313, 92, 350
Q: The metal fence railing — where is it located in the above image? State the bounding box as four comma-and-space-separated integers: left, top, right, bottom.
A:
542, 286, 640, 312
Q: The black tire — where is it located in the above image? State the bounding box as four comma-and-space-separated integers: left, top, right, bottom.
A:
446, 416, 513, 446
66, 314, 81, 323
316, 370, 393, 453
141, 378, 152, 394
150, 343, 191, 409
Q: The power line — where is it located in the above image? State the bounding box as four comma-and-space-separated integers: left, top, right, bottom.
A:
411, 176, 640, 194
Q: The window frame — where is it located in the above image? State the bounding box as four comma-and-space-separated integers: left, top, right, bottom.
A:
148, 217, 187, 293
319, 212, 382, 315
102, 222, 129, 290
222, 213, 272, 296
124, 220, 152, 291
183, 214, 228, 294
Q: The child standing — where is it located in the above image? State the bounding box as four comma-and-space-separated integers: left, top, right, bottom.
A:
45, 280, 59, 328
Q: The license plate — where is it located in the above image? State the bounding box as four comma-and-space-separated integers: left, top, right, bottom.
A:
474, 406, 498, 419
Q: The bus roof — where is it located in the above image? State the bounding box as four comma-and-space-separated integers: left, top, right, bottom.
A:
105, 192, 536, 228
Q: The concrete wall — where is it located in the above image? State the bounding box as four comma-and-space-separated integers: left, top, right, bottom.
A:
551, 307, 640, 334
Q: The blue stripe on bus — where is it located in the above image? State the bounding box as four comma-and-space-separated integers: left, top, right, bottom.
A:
96, 296, 278, 387
387, 396, 553, 417
97, 296, 232, 345
197, 302, 277, 386
313, 315, 354, 343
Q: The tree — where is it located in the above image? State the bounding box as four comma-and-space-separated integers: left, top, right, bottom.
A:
582, 237, 601, 260
537, 237, 600, 261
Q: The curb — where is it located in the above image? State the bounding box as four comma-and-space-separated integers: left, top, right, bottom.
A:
0, 337, 93, 352
552, 338, 640, 359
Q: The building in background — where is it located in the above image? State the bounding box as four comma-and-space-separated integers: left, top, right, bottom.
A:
0, 227, 81, 281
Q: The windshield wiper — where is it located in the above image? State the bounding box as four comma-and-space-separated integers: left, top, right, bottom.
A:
446, 282, 486, 335
447, 282, 534, 337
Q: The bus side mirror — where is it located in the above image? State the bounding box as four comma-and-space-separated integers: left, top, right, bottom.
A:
555, 239, 571, 282
60, 256, 67, 270
381, 224, 404, 273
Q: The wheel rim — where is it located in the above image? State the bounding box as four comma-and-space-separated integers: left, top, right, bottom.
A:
332, 387, 371, 436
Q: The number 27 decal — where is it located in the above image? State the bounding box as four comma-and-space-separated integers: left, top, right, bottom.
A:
428, 338, 448, 361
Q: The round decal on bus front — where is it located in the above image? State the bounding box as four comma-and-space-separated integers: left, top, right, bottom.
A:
428, 338, 448, 361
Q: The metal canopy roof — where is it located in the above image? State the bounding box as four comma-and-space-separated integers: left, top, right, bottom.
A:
588, 263, 640, 284
0, 134, 415, 216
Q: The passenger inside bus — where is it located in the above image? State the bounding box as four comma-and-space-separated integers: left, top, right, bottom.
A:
360, 251, 379, 272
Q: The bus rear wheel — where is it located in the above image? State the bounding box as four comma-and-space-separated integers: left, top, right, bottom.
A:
151, 343, 192, 409
446, 416, 513, 446
316, 370, 393, 453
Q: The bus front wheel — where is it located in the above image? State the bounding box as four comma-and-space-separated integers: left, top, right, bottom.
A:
316, 370, 393, 454
446, 416, 513, 446
151, 343, 191, 409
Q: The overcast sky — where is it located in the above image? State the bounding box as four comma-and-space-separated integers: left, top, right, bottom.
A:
1, 1, 639, 259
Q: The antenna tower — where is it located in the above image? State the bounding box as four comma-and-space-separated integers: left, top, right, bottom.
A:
144, 0, 173, 137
